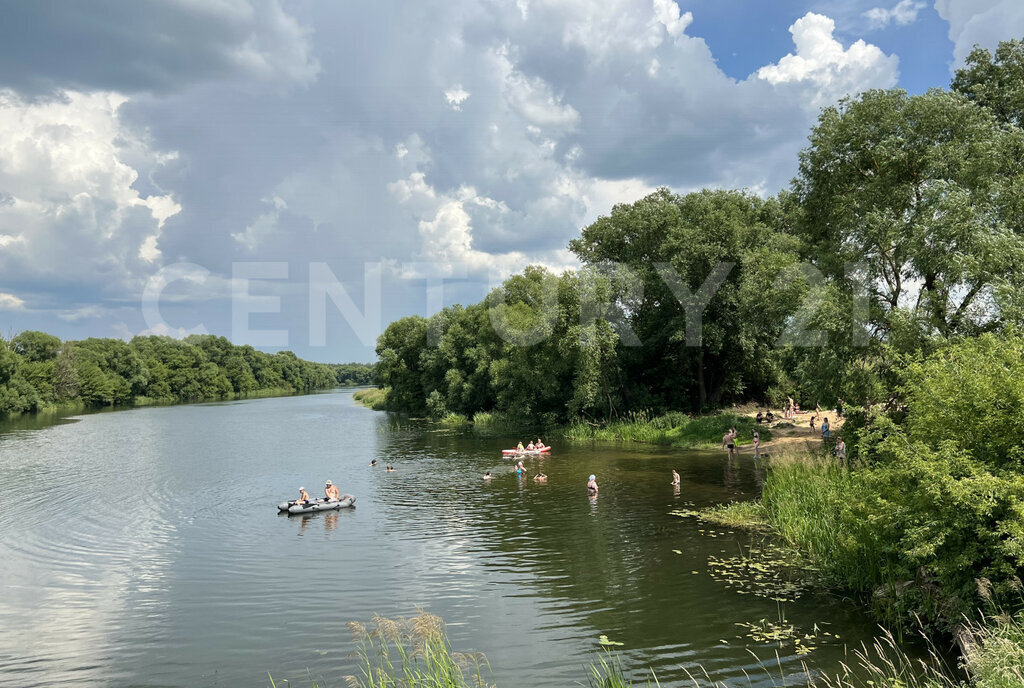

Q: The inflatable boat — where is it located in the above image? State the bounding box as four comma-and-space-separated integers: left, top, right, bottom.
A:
501, 446, 551, 455
277, 495, 356, 514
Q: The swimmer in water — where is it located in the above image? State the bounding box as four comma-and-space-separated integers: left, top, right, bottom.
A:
533, 472, 547, 482
386, 464, 395, 472
484, 471, 493, 480
587, 474, 598, 493
370, 459, 377, 466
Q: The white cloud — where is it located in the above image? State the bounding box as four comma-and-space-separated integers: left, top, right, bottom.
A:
864, 1, 926, 29
653, 0, 693, 37
445, 85, 470, 110
756, 13, 899, 107
0, 291, 24, 310
935, 0, 1024, 66
0, 89, 181, 287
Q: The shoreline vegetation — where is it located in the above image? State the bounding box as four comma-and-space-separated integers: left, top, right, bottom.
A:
0, 330, 374, 422
272, 610, 1022, 688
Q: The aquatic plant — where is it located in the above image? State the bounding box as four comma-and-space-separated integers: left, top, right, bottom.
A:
354, 388, 390, 411
343, 609, 492, 688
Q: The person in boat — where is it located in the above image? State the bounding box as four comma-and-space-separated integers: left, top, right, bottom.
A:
296, 486, 311, 504
517, 441, 525, 453
527, 441, 536, 450
484, 471, 493, 480
534, 472, 547, 482
325, 480, 341, 502
536, 438, 545, 449
671, 470, 680, 485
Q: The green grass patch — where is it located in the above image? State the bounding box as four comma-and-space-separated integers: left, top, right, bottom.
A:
699, 500, 770, 529
353, 387, 389, 410
438, 412, 470, 428
559, 410, 769, 449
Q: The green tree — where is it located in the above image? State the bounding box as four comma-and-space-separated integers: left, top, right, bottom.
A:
952, 38, 1024, 127
10, 331, 62, 362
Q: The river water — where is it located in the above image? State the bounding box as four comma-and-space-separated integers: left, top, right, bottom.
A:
0, 389, 893, 687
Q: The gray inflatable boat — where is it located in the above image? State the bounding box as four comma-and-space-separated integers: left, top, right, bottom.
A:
278, 495, 356, 514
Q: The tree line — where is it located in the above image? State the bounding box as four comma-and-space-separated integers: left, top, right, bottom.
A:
0, 331, 373, 418
374, 38, 1024, 426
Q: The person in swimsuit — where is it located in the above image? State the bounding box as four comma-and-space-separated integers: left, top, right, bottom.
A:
753, 431, 761, 459
722, 429, 737, 458
296, 486, 310, 504
516, 461, 526, 475
527, 441, 536, 450
484, 471, 493, 480
671, 470, 680, 485
370, 459, 377, 466
325, 480, 340, 501
386, 465, 395, 472
536, 438, 545, 449
533, 472, 547, 482
587, 474, 598, 493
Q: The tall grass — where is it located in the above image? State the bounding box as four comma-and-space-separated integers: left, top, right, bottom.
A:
353, 388, 389, 411
759, 452, 890, 594
560, 411, 769, 449
343, 610, 491, 688
965, 612, 1024, 688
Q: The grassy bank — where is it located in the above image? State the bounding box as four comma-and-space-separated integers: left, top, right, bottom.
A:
559, 410, 770, 449
353, 387, 389, 410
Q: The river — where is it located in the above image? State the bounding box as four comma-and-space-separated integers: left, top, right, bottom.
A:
0, 389, 893, 687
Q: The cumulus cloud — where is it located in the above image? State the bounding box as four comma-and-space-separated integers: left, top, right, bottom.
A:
0, 0, 319, 95
864, 1, 926, 29
935, 0, 1024, 66
653, 0, 693, 37
0, 89, 181, 299
756, 13, 899, 107
444, 85, 471, 110
0, 291, 24, 310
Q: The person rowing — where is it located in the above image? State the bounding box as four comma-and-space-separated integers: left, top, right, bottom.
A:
325, 480, 340, 502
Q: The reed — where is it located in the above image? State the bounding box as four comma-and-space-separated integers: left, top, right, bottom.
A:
353, 388, 389, 411
560, 411, 768, 449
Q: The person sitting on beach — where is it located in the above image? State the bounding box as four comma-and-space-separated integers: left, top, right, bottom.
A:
484, 471, 493, 480
534, 472, 547, 482
325, 480, 340, 501
756, 411, 763, 424
765, 410, 775, 423
296, 486, 310, 503
671, 470, 680, 485
587, 474, 599, 493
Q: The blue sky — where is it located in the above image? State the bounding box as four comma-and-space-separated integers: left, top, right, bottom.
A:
0, 0, 1021, 362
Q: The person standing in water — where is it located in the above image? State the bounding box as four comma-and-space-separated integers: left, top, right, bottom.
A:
671, 470, 680, 485
752, 430, 761, 459
722, 428, 737, 458
587, 474, 599, 493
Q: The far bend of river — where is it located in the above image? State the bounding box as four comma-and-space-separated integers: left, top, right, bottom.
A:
0, 390, 900, 687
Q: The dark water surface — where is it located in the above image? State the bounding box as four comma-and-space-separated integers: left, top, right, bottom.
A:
0, 390, 889, 687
